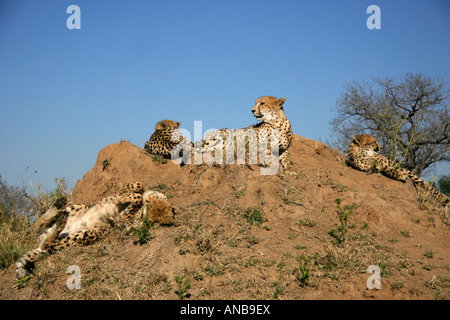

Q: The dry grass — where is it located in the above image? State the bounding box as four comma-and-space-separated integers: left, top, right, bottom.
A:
0, 212, 34, 270
0, 177, 70, 271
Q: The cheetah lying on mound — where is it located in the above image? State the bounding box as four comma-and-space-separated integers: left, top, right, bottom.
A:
347, 134, 448, 204
144, 119, 192, 163
16, 182, 177, 279
201, 96, 293, 171
143, 96, 293, 172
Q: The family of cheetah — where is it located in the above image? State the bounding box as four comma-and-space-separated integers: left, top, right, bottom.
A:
144, 96, 292, 170
15, 95, 448, 279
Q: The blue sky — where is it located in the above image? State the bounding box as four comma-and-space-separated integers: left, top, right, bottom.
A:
0, 0, 449, 192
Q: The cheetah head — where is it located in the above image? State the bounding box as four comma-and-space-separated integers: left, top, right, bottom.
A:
350, 134, 382, 155
143, 191, 177, 225
154, 119, 181, 131
251, 96, 287, 126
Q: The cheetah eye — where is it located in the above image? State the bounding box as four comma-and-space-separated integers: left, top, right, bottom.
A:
260, 102, 265, 106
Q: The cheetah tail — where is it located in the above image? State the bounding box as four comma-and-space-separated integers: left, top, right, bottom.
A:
409, 173, 449, 205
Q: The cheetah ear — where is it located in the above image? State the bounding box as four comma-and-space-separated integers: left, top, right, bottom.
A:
352, 134, 363, 144
278, 97, 286, 108
177, 121, 181, 127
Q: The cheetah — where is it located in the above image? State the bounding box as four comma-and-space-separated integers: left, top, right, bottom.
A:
201, 96, 293, 171
144, 120, 192, 163
15, 182, 177, 279
347, 134, 448, 204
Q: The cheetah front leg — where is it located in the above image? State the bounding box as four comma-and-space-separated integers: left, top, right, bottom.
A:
279, 150, 291, 171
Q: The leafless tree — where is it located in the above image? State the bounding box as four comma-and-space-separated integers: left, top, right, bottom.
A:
330, 73, 449, 177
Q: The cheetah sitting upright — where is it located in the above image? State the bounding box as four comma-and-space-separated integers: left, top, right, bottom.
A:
347, 134, 448, 204
15, 182, 177, 279
144, 120, 192, 163
201, 96, 293, 171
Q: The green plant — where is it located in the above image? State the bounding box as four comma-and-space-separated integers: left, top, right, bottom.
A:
174, 275, 191, 300
400, 230, 411, 238
174, 231, 191, 246
243, 207, 265, 226
193, 271, 204, 281
435, 175, 450, 196
234, 189, 245, 198
85, 277, 96, 286
132, 217, 154, 245
295, 255, 311, 286
102, 159, 110, 171
387, 237, 398, 243
423, 251, 435, 258
152, 154, 167, 164
423, 264, 437, 271
287, 233, 298, 240
391, 281, 404, 290
433, 289, 443, 300
246, 235, 259, 245
244, 256, 260, 267
205, 261, 224, 276
272, 280, 285, 299
15, 275, 30, 288
297, 218, 316, 227
328, 199, 358, 245
370, 159, 379, 172
424, 275, 449, 300
196, 237, 212, 254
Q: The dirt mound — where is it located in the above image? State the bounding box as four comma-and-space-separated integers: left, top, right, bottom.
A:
1, 135, 449, 300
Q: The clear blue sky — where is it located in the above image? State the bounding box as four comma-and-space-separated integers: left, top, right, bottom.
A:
1, 0, 449, 192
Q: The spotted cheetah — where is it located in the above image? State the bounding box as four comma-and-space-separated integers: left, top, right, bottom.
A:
347, 134, 448, 204
144, 120, 192, 163
15, 182, 177, 279
201, 96, 293, 171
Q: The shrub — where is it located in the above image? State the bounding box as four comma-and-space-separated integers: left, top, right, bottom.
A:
243, 207, 265, 226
